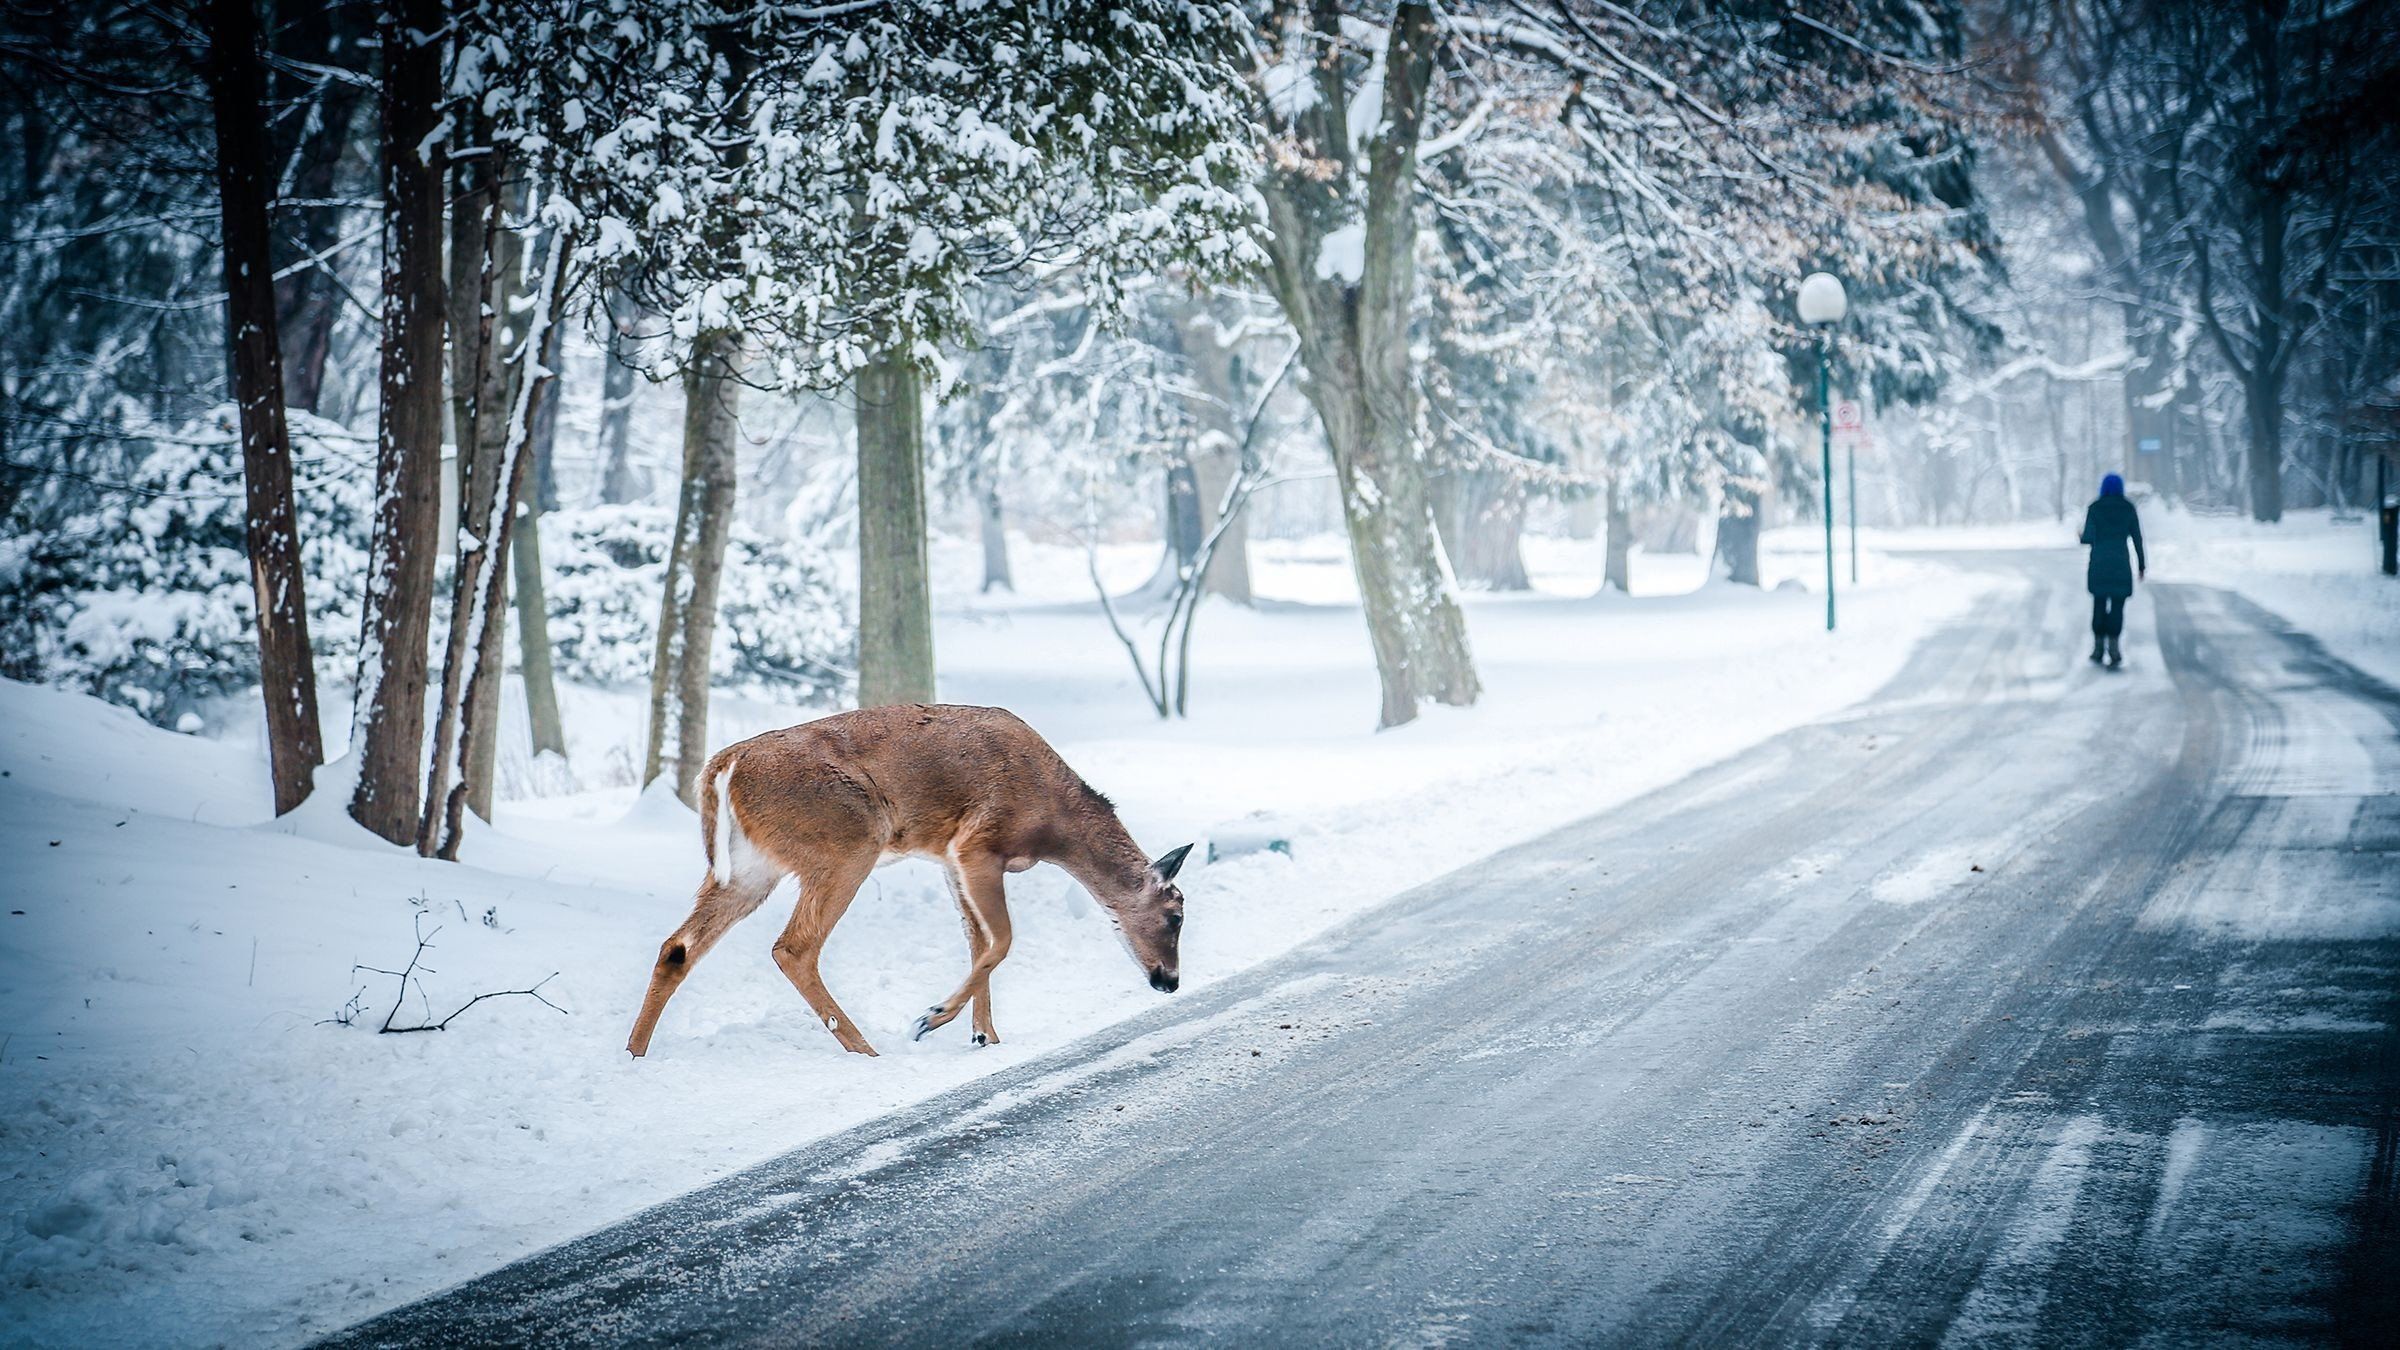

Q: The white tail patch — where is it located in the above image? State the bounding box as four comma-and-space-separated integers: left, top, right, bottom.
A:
710, 761, 738, 885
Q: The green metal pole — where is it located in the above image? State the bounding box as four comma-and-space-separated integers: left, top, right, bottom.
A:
1820, 341, 1836, 631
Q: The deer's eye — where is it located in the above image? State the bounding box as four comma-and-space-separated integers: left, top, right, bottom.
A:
1165, 911, 1183, 932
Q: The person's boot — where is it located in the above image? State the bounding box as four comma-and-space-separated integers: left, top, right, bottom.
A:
2091, 635, 2106, 664
2106, 634, 2123, 669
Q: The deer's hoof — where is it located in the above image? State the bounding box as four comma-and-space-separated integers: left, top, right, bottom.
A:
909, 1009, 939, 1042
971, 1032, 990, 1048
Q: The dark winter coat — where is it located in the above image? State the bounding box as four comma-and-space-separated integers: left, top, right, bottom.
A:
2080, 495, 2145, 598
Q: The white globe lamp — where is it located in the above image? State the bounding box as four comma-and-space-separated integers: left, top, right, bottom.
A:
1797, 271, 1848, 326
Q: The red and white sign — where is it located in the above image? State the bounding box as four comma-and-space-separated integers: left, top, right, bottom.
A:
1833, 400, 1864, 432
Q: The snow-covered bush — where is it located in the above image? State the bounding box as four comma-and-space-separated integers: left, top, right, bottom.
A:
0, 422, 850, 726
544, 505, 850, 703
0, 407, 371, 726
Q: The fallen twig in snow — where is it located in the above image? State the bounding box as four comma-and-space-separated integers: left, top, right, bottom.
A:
341, 910, 566, 1034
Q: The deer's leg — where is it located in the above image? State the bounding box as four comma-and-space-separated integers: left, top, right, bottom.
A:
939, 860, 1001, 1048
968, 947, 1000, 1048
771, 852, 881, 1056
627, 871, 779, 1058
912, 852, 1012, 1045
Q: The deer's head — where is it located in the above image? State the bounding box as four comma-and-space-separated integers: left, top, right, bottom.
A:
1112, 843, 1192, 993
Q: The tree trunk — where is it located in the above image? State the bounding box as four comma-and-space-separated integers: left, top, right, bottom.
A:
464, 552, 507, 821
512, 490, 565, 759
423, 230, 573, 857
642, 330, 742, 803
348, 0, 445, 846
598, 298, 644, 505
1566, 494, 1600, 541
2083, 378, 2102, 506
427, 146, 519, 843
1443, 468, 1531, 591
1304, 368, 1479, 727
1928, 446, 1957, 526
1174, 300, 1253, 603
2193, 402, 2223, 505
2120, 315, 2174, 490
977, 472, 1012, 593
1163, 453, 1203, 571
1989, 398, 2022, 520
530, 294, 564, 512
856, 345, 935, 707
514, 340, 566, 760
1602, 479, 1632, 594
1479, 493, 1530, 591
2049, 386, 2068, 522
266, 0, 366, 415
1132, 452, 1205, 602
1649, 508, 1702, 555
496, 258, 566, 773
1188, 439, 1252, 603
2246, 369, 2286, 523
1715, 484, 1762, 586
1255, 0, 1476, 728
205, 0, 322, 815
447, 134, 509, 486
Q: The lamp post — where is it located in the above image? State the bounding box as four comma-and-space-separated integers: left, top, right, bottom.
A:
1797, 270, 1847, 632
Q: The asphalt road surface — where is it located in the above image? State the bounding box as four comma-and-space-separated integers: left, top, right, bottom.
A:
330, 553, 2400, 1348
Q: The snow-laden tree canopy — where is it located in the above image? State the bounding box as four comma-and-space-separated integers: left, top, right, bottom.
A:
1423, 0, 2000, 502
463, 0, 1265, 388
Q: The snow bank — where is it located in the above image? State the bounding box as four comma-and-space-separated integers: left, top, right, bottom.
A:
3, 529, 1986, 1345
2148, 508, 2399, 691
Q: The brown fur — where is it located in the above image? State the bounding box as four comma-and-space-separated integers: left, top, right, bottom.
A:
626, 704, 1188, 1058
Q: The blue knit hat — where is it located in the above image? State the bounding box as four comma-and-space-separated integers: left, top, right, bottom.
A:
2101, 473, 2124, 497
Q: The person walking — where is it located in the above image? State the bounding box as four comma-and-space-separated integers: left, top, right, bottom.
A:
2080, 472, 2145, 668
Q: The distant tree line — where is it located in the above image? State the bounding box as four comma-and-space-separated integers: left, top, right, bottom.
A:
1994, 0, 2400, 521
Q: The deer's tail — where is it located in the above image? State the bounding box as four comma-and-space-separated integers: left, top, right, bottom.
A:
703, 754, 742, 886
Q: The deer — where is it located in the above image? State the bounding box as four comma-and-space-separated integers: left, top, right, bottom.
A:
626, 704, 1193, 1058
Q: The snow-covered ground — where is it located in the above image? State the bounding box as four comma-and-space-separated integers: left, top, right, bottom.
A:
2149, 508, 2400, 690
0, 513, 2382, 1346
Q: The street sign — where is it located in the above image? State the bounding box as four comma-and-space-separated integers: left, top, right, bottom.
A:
2137, 437, 2163, 455
1833, 400, 1864, 432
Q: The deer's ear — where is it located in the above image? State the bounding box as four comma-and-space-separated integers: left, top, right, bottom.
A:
1151, 843, 1193, 882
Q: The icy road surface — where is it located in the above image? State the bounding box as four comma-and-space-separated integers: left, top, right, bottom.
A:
331, 559, 2400, 1346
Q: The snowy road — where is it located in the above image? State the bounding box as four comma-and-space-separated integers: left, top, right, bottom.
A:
327, 555, 2400, 1347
